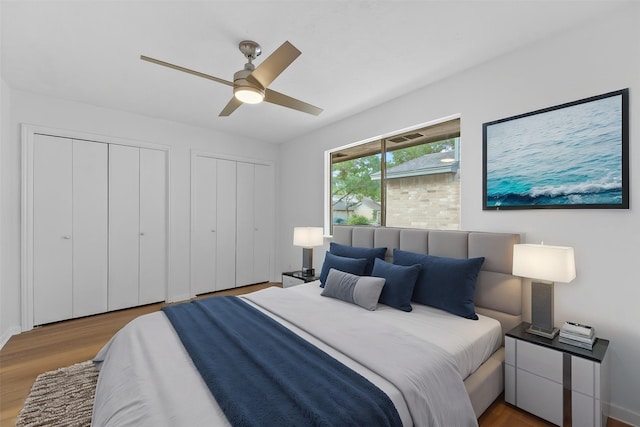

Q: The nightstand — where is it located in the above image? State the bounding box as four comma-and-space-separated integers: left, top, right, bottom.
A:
505, 322, 609, 427
281, 271, 320, 288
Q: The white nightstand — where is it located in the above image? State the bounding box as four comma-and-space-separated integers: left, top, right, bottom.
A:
505, 322, 609, 427
281, 271, 320, 288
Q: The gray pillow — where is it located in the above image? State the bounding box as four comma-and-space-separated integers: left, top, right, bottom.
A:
321, 268, 386, 311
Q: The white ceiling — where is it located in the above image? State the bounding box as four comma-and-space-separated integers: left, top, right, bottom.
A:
1, 1, 629, 144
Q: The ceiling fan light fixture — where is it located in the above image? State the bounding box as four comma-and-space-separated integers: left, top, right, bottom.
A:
234, 86, 265, 104
233, 68, 265, 104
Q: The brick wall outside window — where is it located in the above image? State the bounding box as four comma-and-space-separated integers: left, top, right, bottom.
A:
385, 171, 460, 230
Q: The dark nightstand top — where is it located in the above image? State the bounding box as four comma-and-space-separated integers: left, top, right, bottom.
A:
506, 322, 609, 363
282, 271, 320, 283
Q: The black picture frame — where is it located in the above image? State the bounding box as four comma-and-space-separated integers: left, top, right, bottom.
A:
483, 89, 629, 210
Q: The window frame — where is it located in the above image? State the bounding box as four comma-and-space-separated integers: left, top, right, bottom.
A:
324, 114, 461, 235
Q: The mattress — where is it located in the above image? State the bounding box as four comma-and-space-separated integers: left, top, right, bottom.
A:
288, 282, 503, 380
92, 284, 501, 426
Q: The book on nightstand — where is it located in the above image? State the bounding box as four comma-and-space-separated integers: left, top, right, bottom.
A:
560, 321, 596, 350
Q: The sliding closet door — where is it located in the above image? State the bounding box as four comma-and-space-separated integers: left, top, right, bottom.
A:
139, 148, 167, 305
32, 136, 108, 324
253, 163, 272, 283
72, 140, 108, 317
236, 162, 272, 286
192, 156, 218, 295
109, 144, 140, 311
191, 156, 273, 294
236, 162, 255, 287
33, 135, 73, 325
216, 159, 237, 291
192, 156, 236, 293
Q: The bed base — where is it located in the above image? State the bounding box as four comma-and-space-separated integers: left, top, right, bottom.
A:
465, 347, 504, 417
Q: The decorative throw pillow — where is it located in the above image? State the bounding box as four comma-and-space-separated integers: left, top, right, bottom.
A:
321, 268, 386, 311
318, 252, 368, 287
393, 249, 485, 320
329, 242, 387, 276
370, 258, 422, 312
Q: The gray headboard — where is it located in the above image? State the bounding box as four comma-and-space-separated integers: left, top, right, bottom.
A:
332, 226, 522, 336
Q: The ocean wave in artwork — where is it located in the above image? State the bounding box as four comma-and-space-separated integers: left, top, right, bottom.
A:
487, 179, 623, 207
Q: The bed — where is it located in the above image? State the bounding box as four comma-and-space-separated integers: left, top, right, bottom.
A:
92, 226, 522, 426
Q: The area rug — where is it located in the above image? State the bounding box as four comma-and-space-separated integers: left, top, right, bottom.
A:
16, 360, 98, 427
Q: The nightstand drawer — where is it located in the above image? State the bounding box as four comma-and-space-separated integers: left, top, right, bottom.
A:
573, 390, 596, 427
505, 336, 516, 366
505, 364, 516, 405
282, 275, 304, 288
572, 356, 597, 397
517, 369, 563, 426
517, 340, 563, 383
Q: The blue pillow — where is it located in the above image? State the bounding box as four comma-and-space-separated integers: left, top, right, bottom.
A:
371, 258, 421, 312
393, 249, 485, 320
329, 242, 387, 275
319, 252, 368, 287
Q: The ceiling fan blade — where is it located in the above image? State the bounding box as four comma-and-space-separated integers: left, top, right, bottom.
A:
264, 88, 323, 116
219, 97, 243, 116
140, 55, 233, 87
249, 41, 301, 89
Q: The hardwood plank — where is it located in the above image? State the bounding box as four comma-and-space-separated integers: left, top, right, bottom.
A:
479, 394, 556, 426
1, 281, 631, 427
479, 395, 630, 427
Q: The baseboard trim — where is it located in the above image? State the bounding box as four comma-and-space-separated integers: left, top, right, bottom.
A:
607, 402, 640, 427
0, 326, 22, 350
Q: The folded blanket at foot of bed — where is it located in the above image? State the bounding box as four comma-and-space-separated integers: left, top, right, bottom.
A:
162, 296, 402, 427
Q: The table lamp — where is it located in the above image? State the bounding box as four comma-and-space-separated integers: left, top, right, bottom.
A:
512, 243, 576, 339
293, 227, 324, 276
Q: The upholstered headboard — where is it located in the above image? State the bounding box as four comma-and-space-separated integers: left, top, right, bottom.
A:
332, 226, 523, 336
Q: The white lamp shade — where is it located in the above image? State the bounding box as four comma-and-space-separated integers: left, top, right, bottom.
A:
512, 243, 576, 283
293, 227, 324, 247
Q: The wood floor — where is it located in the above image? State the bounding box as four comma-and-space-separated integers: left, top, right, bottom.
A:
0, 282, 629, 427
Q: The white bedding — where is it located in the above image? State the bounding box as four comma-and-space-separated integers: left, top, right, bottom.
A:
288, 282, 502, 380
93, 283, 501, 426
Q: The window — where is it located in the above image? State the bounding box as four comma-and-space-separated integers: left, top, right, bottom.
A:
327, 118, 460, 232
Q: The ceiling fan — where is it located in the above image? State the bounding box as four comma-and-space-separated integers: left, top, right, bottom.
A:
140, 40, 323, 117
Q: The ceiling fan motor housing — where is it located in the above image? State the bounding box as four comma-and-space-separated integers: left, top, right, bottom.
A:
233, 68, 265, 104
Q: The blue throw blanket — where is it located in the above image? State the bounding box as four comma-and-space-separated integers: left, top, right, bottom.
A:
162, 296, 402, 427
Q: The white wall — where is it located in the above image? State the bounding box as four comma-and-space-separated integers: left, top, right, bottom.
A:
277, 4, 640, 424
0, 89, 279, 344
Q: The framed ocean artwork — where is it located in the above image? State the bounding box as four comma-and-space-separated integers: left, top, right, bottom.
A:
483, 89, 629, 210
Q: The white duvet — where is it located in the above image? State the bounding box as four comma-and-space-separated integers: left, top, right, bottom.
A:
92, 283, 501, 426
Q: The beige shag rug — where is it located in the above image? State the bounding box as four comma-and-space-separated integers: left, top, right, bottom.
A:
16, 361, 99, 427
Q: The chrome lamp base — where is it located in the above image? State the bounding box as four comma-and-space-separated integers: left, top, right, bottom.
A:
526, 325, 559, 339
301, 247, 315, 276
